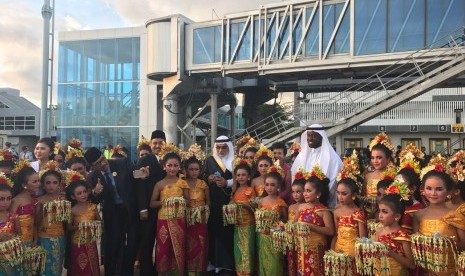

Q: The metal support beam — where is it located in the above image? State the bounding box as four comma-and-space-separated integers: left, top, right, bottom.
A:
210, 92, 218, 146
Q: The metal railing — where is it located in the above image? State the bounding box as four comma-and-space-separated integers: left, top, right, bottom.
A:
239, 26, 465, 143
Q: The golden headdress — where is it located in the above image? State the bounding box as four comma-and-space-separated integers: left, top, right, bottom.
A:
448, 150, 465, 166
254, 146, 274, 163
419, 154, 451, 181
181, 144, 206, 163
397, 144, 421, 175
137, 135, 150, 148
54, 142, 64, 155
11, 160, 32, 176
449, 150, 465, 183
369, 132, 395, 154
293, 167, 309, 181
0, 173, 14, 188
290, 142, 301, 156
337, 150, 360, 183
158, 143, 181, 160
65, 147, 84, 162
380, 164, 397, 181
309, 164, 327, 181
68, 138, 82, 150
234, 135, 254, 152
239, 137, 259, 154
267, 161, 285, 178
64, 170, 85, 188
233, 158, 253, 170
110, 145, 127, 158
38, 161, 61, 179
0, 149, 14, 162
398, 143, 425, 162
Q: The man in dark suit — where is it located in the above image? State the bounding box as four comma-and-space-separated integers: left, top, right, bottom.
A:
136, 130, 166, 276
85, 147, 138, 276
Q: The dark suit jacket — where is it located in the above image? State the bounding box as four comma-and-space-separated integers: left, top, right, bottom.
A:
86, 157, 137, 217
136, 153, 166, 212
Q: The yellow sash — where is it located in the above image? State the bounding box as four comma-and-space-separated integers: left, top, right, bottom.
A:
213, 156, 227, 173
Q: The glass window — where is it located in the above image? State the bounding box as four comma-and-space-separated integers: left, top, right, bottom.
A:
304, 6, 319, 57
426, 0, 465, 46
388, 0, 425, 52
429, 138, 450, 155
230, 21, 251, 61
193, 26, 222, 64
355, 0, 387, 55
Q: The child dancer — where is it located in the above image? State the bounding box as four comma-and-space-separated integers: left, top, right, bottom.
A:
252, 147, 274, 197
375, 181, 415, 275
66, 171, 101, 276
36, 161, 70, 276
287, 172, 305, 276
10, 160, 40, 246
0, 174, 21, 275
331, 152, 366, 274
183, 144, 210, 275
295, 165, 334, 276
363, 133, 395, 218
231, 160, 256, 276
413, 155, 465, 275
150, 146, 189, 275
256, 167, 287, 275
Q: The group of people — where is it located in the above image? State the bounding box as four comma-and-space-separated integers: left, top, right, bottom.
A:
0, 124, 465, 276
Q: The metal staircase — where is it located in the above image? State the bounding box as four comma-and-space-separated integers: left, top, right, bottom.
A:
240, 27, 465, 147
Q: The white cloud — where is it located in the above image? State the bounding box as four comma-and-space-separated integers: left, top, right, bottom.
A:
0, 0, 280, 107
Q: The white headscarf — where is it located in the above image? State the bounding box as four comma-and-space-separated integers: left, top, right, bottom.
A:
212, 135, 234, 172
291, 124, 343, 207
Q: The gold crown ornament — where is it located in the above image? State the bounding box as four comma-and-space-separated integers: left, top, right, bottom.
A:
181, 144, 206, 163
369, 132, 395, 154
337, 150, 361, 183
158, 143, 180, 160
11, 160, 32, 176
254, 146, 274, 163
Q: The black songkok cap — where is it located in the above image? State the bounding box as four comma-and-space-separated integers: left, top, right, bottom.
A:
151, 130, 166, 141
84, 147, 102, 165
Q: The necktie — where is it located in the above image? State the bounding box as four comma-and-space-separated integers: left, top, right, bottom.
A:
104, 172, 112, 186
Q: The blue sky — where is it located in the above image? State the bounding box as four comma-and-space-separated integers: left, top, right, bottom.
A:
0, 0, 277, 106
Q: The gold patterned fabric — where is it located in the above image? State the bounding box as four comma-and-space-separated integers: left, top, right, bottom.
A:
376, 230, 410, 276
71, 203, 98, 245
158, 179, 189, 219
418, 218, 458, 275
334, 209, 366, 257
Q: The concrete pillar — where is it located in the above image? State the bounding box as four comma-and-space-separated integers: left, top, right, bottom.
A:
210, 92, 218, 146
163, 94, 178, 144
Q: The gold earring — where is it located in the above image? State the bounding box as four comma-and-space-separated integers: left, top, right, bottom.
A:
352, 197, 356, 200
447, 195, 452, 200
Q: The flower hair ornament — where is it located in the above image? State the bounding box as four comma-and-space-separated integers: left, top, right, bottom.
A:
158, 143, 180, 160
65, 147, 84, 162
293, 167, 309, 181
448, 150, 465, 166
398, 158, 421, 175
64, 170, 85, 189
398, 143, 425, 162
233, 158, 253, 170
368, 132, 395, 154
11, 160, 32, 176
420, 154, 451, 181
381, 164, 397, 181
181, 144, 206, 163
39, 161, 61, 179
254, 146, 274, 163
267, 162, 285, 178
137, 135, 150, 148
309, 164, 327, 181
234, 135, 255, 152
54, 142, 63, 155
0, 173, 14, 188
385, 179, 411, 201
290, 142, 301, 156
68, 138, 82, 150
0, 149, 14, 162
110, 145, 127, 158
337, 150, 360, 183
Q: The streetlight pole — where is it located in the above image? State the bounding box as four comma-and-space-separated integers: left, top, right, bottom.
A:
40, 0, 53, 138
